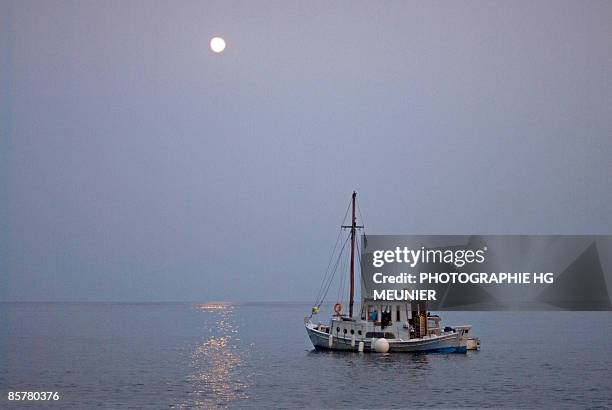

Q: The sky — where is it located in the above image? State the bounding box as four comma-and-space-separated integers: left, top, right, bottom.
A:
1, 0, 611, 302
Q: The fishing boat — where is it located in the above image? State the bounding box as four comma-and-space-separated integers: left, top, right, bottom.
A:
305, 192, 474, 353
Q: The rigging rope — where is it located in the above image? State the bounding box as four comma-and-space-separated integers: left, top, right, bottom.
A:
336, 241, 348, 304
355, 233, 362, 305
312, 197, 352, 307
357, 198, 367, 247
312, 228, 343, 306
317, 234, 350, 308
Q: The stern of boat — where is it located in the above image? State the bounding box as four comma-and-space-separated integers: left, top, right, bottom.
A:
453, 325, 472, 351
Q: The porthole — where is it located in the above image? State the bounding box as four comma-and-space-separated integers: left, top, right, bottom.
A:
343, 329, 347, 334
350, 329, 355, 335
336, 327, 340, 332
357, 330, 362, 335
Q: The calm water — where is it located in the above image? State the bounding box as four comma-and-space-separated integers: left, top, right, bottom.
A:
0, 303, 610, 408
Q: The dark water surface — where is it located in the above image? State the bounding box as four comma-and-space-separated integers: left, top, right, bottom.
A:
1, 303, 610, 408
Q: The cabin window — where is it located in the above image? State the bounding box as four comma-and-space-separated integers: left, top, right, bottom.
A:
396, 305, 401, 321
357, 330, 362, 335
343, 329, 347, 334
336, 327, 340, 332
350, 329, 354, 335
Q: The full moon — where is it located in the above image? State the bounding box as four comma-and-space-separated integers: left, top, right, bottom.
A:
210, 37, 226, 53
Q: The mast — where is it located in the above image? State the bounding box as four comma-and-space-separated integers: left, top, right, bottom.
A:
342, 191, 363, 318
349, 191, 356, 318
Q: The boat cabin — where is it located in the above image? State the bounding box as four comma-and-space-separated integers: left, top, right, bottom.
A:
325, 298, 443, 341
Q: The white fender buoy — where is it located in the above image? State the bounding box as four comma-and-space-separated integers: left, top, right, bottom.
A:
374, 338, 390, 353
351, 334, 356, 347
358, 341, 364, 352
328, 334, 333, 347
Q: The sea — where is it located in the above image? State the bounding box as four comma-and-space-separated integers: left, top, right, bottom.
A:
1, 302, 610, 408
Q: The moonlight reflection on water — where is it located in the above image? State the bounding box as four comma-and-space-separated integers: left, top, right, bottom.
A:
185, 303, 252, 407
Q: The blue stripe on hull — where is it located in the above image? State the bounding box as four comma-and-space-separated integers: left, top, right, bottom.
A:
420, 346, 467, 354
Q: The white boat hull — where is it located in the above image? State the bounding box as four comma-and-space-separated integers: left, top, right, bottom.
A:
306, 323, 467, 353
